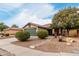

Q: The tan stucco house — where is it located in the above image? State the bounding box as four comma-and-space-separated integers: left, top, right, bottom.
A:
23, 22, 79, 37
23, 22, 52, 36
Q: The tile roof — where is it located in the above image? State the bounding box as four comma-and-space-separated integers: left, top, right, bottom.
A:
23, 22, 51, 29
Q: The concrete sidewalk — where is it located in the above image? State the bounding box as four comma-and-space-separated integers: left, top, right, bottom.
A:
0, 37, 79, 56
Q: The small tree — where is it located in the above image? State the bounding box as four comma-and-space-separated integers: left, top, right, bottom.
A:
0, 22, 8, 32
11, 24, 18, 28
0, 22, 9, 37
52, 7, 79, 37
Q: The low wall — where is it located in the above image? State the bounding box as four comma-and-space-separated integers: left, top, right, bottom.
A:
69, 29, 77, 37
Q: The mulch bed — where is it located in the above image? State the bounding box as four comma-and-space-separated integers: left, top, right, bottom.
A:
12, 37, 79, 53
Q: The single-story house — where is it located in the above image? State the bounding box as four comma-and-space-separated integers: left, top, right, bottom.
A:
4, 28, 22, 35
23, 22, 79, 37
23, 22, 52, 36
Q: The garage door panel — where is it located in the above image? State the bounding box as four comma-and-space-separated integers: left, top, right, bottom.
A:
25, 28, 36, 36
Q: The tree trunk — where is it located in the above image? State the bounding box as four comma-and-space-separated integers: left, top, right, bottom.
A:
60, 28, 63, 35
54, 29, 57, 38
0, 31, 3, 37
67, 29, 69, 37
77, 29, 79, 37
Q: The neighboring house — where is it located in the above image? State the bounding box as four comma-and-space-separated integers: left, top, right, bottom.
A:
23, 22, 52, 36
4, 28, 22, 35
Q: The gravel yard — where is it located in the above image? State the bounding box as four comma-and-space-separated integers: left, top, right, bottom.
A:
13, 37, 79, 53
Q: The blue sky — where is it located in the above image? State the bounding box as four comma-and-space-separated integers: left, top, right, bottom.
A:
0, 3, 79, 27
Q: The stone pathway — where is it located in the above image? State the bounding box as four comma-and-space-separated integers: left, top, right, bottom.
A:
0, 37, 79, 56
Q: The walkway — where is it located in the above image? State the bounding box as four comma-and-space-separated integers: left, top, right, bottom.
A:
0, 37, 79, 56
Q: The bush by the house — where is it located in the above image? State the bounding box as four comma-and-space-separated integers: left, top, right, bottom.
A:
37, 29, 48, 39
15, 31, 30, 42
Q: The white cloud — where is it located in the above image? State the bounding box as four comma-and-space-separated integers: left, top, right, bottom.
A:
0, 3, 23, 14
4, 4, 58, 28
23, 3, 57, 18
4, 9, 51, 27
0, 3, 23, 17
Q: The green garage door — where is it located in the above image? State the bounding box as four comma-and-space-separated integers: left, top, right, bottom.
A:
25, 28, 36, 36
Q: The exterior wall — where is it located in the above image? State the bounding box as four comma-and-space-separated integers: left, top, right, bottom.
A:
52, 29, 54, 35
38, 28, 46, 30
24, 24, 47, 32
52, 29, 77, 37
24, 26, 29, 28
69, 29, 77, 37
24, 24, 38, 32
4, 29, 21, 35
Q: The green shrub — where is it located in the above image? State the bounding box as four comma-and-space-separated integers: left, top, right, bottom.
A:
15, 31, 30, 42
37, 29, 48, 39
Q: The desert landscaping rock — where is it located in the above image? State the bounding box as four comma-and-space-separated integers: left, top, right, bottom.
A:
29, 45, 35, 48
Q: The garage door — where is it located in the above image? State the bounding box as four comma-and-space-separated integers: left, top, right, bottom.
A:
25, 28, 36, 36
